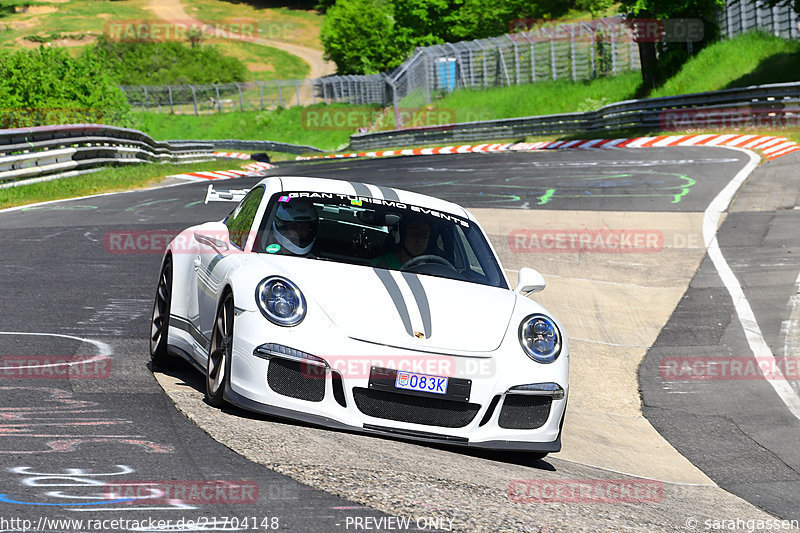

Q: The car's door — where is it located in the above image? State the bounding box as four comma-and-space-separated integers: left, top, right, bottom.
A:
195, 186, 265, 348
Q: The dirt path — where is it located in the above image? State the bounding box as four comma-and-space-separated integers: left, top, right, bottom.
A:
146, 0, 336, 103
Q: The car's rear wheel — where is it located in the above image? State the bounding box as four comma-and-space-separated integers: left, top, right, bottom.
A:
150, 257, 173, 367
206, 291, 233, 407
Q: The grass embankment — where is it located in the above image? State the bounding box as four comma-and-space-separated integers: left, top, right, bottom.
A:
652, 32, 800, 97
214, 40, 309, 81
183, 0, 325, 51
0, 159, 238, 210
0, 0, 320, 79
131, 103, 374, 151
420, 33, 800, 116
134, 33, 800, 148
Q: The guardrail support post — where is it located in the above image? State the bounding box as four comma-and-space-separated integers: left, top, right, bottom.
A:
629, 35, 635, 72
235, 82, 244, 111
611, 31, 617, 75
256, 81, 264, 110
213, 84, 221, 113
422, 51, 431, 104
507, 35, 520, 85
570, 25, 577, 82
188, 84, 198, 116
739, 0, 747, 33
588, 23, 596, 79
384, 75, 402, 130
276, 80, 284, 108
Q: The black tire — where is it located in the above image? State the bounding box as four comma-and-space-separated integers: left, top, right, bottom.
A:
150, 257, 174, 367
206, 291, 233, 407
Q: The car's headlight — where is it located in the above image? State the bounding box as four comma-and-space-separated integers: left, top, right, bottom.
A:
255, 277, 306, 326
519, 314, 561, 364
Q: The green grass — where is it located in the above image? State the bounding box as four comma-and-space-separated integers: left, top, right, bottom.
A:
0, 0, 321, 79
131, 103, 375, 151
0, 0, 152, 47
651, 32, 800, 97
214, 40, 310, 81
396, 71, 642, 126
183, 0, 325, 50
0, 159, 240, 209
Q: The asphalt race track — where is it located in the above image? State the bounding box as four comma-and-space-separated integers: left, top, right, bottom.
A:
0, 147, 798, 532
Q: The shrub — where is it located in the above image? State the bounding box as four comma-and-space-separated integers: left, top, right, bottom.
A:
0, 46, 131, 128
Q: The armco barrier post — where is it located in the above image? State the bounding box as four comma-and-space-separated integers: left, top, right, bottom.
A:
256, 81, 264, 110
188, 84, 198, 116
235, 83, 244, 112
383, 74, 402, 130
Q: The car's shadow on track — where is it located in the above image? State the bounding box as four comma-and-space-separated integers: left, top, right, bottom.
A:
150, 358, 557, 472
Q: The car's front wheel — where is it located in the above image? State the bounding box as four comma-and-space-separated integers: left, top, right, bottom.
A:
206, 291, 233, 407
150, 257, 173, 367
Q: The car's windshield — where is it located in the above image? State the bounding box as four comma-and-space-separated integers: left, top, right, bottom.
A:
255, 192, 507, 289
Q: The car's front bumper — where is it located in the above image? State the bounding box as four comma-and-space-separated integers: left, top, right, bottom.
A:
224, 310, 569, 452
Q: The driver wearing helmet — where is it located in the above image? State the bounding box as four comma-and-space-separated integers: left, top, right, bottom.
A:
371, 215, 431, 269
270, 200, 319, 256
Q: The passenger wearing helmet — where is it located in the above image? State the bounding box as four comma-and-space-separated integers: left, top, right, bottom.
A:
270, 200, 319, 255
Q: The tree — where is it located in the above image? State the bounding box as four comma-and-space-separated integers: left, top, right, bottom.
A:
321, 0, 405, 74
619, 0, 723, 91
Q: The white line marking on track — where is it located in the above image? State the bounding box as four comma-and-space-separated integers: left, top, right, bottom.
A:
703, 147, 800, 420
0, 332, 112, 356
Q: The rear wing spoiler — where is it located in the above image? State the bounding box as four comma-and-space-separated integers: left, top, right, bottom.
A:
204, 184, 250, 204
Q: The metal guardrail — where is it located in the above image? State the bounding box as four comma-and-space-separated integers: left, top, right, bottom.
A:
167, 139, 325, 155
0, 124, 215, 188
348, 81, 800, 150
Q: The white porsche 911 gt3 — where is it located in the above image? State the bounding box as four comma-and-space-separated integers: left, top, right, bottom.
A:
150, 176, 568, 454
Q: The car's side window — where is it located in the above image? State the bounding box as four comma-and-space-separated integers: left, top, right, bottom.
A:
226, 187, 265, 250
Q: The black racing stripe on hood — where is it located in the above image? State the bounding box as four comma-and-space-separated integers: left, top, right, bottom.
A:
350, 182, 372, 197
401, 272, 431, 338
373, 268, 414, 337
376, 185, 400, 201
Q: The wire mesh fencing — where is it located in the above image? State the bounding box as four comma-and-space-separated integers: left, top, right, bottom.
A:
120, 1, 800, 119
120, 16, 642, 116
120, 79, 321, 114
720, 0, 800, 39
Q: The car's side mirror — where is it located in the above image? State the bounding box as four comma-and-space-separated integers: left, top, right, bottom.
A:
516, 267, 546, 295
194, 222, 230, 253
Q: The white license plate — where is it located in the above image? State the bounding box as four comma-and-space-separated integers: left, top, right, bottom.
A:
395, 370, 448, 395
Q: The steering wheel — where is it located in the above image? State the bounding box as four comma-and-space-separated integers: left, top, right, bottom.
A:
401, 254, 457, 271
